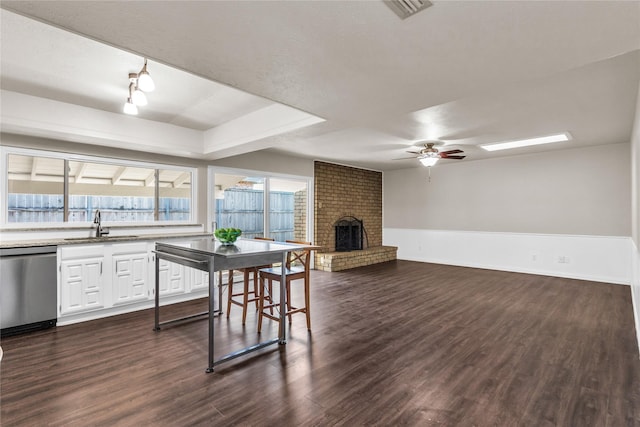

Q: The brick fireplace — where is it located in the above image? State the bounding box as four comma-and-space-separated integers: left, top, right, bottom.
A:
314, 161, 396, 271
334, 216, 363, 251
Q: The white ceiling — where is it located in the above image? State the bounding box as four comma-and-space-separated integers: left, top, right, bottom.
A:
1, 1, 639, 171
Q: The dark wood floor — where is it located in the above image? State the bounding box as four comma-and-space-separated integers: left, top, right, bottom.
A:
2, 260, 639, 426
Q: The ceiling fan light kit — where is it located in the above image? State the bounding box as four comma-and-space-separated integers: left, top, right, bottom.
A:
403, 142, 466, 168
419, 157, 439, 167
124, 58, 155, 115
481, 132, 571, 152
400, 131, 570, 173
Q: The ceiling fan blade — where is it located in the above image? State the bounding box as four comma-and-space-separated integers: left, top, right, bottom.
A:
442, 155, 466, 160
441, 149, 463, 155
393, 156, 418, 160
406, 150, 421, 154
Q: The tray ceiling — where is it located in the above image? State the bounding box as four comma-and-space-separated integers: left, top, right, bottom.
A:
1, 1, 639, 171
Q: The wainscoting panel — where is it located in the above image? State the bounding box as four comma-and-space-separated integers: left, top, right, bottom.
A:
383, 228, 632, 285
631, 241, 640, 354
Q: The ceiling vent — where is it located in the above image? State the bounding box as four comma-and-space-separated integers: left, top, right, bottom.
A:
384, 0, 433, 20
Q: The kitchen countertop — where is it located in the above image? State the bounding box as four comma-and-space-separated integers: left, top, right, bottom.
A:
0, 232, 212, 249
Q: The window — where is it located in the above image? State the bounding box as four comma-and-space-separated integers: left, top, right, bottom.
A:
268, 178, 308, 242
158, 168, 192, 221
3, 148, 196, 225
68, 161, 156, 222
214, 174, 265, 239
213, 171, 310, 242
7, 153, 64, 223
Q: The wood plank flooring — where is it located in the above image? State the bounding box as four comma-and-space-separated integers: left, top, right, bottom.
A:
1, 260, 639, 426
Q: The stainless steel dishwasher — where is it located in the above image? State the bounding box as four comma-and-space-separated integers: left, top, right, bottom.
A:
1, 245, 57, 336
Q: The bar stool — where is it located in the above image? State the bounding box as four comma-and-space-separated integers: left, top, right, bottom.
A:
226, 237, 274, 324
257, 240, 312, 333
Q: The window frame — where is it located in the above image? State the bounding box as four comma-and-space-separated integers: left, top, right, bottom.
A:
208, 166, 313, 242
1, 146, 197, 228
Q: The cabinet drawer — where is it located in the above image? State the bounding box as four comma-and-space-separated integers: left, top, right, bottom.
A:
60, 245, 105, 260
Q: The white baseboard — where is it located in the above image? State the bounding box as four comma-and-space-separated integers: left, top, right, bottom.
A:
57, 290, 208, 326
383, 228, 632, 285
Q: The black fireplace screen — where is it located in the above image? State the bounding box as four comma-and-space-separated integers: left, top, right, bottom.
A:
334, 218, 363, 252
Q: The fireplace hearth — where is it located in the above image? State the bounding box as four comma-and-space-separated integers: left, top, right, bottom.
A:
334, 217, 363, 252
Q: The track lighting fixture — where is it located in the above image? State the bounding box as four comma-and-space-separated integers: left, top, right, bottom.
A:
136, 59, 155, 92
123, 99, 138, 115
123, 82, 138, 115
124, 58, 154, 115
129, 74, 147, 106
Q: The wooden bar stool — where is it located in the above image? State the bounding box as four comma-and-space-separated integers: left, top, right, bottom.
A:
257, 240, 312, 333
226, 237, 274, 324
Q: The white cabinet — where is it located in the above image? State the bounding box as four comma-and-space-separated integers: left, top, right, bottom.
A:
59, 246, 105, 315
112, 243, 149, 306
157, 257, 186, 296
189, 269, 210, 292
58, 239, 208, 325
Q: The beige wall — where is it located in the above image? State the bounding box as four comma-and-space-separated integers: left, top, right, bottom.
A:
209, 150, 314, 177
1, 134, 204, 168
384, 142, 631, 236
629, 80, 640, 357
632, 84, 640, 246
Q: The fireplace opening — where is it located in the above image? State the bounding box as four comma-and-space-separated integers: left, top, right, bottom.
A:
334, 217, 363, 252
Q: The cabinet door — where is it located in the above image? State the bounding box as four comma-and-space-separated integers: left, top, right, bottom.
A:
157, 258, 186, 296
60, 257, 104, 315
189, 269, 210, 292
113, 253, 148, 305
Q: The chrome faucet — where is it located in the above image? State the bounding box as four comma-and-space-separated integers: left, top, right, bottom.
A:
93, 209, 110, 237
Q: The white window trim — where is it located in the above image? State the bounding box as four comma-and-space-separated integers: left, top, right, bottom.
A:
208, 165, 314, 243
1, 146, 198, 227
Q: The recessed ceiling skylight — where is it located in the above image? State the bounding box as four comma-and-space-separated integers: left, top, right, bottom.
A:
481, 132, 571, 152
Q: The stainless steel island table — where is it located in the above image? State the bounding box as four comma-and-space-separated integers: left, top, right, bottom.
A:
154, 237, 304, 373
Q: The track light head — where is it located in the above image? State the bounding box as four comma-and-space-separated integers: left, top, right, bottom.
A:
124, 82, 139, 114
132, 87, 147, 106
123, 98, 138, 115
137, 59, 155, 92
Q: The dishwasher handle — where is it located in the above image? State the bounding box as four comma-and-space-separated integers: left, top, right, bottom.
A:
0, 246, 57, 257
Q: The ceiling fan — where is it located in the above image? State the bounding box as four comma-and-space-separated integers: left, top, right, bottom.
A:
405, 142, 466, 167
